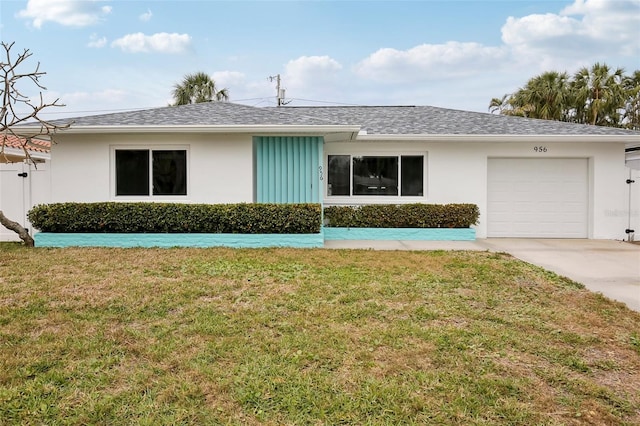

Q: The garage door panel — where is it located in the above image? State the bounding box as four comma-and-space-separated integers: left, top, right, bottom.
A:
488, 158, 588, 238
563, 193, 583, 203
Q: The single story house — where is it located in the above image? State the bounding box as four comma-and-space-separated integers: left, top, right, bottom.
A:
0, 135, 51, 241
13, 102, 640, 240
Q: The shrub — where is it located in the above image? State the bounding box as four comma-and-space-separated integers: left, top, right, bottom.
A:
28, 202, 321, 234
323, 204, 479, 228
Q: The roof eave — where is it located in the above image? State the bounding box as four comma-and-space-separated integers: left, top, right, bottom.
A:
1, 147, 50, 162
355, 134, 640, 143
36, 124, 362, 136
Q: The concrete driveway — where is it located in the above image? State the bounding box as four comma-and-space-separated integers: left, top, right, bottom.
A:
324, 238, 640, 312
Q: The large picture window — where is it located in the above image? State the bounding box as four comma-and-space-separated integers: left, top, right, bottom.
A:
115, 149, 187, 196
327, 154, 424, 197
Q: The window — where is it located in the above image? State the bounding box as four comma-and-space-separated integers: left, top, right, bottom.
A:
327, 154, 424, 197
115, 149, 187, 196
116, 150, 149, 196
400, 156, 423, 196
327, 155, 350, 196
152, 150, 187, 195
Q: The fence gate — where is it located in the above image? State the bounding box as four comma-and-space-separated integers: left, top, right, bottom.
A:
0, 161, 50, 241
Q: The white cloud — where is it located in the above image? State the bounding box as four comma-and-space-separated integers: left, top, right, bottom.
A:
63, 89, 127, 105
111, 33, 192, 54
17, 0, 112, 29
502, 14, 581, 47
502, 0, 640, 60
354, 42, 507, 83
352, 0, 639, 94
201, 59, 345, 106
208, 72, 257, 102
139, 9, 152, 22
87, 33, 107, 48
284, 56, 343, 89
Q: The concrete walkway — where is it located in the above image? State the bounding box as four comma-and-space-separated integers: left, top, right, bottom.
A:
324, 239, 640, 312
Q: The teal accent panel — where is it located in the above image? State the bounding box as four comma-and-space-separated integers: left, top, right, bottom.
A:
255, 136, 323, 203
34, 228, 474, 248
35, 232, 324, 248
323, 227, 476, 241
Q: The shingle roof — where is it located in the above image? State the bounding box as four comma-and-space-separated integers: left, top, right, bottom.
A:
51, 102, 640, 137
278, 106, 640, 136
55, 102, 336, 127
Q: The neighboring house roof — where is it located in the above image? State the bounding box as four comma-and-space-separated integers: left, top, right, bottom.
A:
34, 102, 640, 142
2, 134, 51, 153
1, 134, 51, 162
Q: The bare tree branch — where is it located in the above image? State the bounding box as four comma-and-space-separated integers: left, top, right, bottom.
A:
0, 41, 72, 246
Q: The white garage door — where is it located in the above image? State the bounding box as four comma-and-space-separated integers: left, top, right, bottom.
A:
487, 158, 588, 238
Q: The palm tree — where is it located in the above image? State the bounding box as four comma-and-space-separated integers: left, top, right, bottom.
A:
171, 72, 229, 106
518, 71, 571, 121
489, 72, 570, 120
489, 95, 509, 114
570, 63, 625, 126
622, 70, 640, 130
490, 63, 638, 128
488, 94, 532, 117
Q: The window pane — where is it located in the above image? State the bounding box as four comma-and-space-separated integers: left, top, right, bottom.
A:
353, 156, 398, 196
116, 150, 149, 196
401, 156, 424, 196
328, 155, 350, 196
153, 150, 187, 195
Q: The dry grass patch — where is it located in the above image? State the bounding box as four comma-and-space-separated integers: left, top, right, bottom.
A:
0, 244, 638, 425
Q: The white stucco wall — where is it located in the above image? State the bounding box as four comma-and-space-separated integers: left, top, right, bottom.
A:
51, 133, 254, 204
324, 139, 628, 240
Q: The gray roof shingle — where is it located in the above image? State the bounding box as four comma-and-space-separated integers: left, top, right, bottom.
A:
277, 106, 640, 136
53, 102, 640, 136
55, 102, 335, 127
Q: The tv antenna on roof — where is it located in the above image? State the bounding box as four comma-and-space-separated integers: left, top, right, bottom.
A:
268, 74, 291, 106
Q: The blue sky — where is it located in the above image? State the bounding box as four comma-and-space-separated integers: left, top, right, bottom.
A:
1, 0, 639, 119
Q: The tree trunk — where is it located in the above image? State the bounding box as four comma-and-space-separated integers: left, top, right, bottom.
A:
0, 210, 34, 247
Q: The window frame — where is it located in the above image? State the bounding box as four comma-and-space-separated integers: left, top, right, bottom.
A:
325, 152, 427, 201
111, 145, 190, 200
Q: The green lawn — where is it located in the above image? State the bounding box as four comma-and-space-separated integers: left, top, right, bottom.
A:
0, 244, 638, 425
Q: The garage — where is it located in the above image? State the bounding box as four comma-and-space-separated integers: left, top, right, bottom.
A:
487, 158, 589, 238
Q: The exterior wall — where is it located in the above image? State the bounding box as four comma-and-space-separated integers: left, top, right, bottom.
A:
50, 133, 254, 204
47, 133, 629, 240
324, 227, 475, 241
324, 140, 628, 240
35, 232, 324, 248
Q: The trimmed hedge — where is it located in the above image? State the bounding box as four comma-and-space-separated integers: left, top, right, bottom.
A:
323, 204, 479, 228
28, 202, 322, 234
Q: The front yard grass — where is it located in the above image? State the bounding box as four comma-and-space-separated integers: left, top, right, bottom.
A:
0, 244, 638, 425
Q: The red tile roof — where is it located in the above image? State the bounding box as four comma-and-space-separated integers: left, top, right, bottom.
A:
1, 134, 51, 154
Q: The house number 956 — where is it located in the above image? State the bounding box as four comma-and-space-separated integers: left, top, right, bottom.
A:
534, 146, 548, 153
